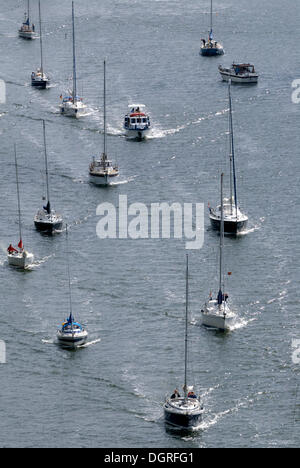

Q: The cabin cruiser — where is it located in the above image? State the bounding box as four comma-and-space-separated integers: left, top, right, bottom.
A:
57, 313, 88, 348
218, 63, 258, 83
124, 104, 151, 140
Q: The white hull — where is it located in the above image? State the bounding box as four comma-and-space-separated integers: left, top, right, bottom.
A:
57, 329, 88, 348
125, 128, 150, 140
219, 72, 258, 84
60, 101, 86, 118
89, 174, 119, 186
7, 251, 34, 269
18, 31, 37, 39
201, 312, 234, 330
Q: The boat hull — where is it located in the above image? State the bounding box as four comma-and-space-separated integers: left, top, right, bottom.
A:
219, 72, 258, 84
125, 128, 150, 140
164, 402, 203, 429
18, 31, 37, 40
60, 102, 86, 118
31, 79, 49, 89
57, 330, 88, 348
201, 312, 233, 330
200, 46, 224, 56
34, 220, 63, 233
89, 174, 119, 186
210, 215, 248, 234
7, 251, 34, 269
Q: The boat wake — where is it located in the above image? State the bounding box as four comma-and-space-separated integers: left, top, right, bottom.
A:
28, 254, 54, 269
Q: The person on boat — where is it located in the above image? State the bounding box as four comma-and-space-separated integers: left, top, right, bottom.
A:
7, 244, 18, 254
171, 389, 180, 399
32, 24, 35, 32
188, 391, 197, 399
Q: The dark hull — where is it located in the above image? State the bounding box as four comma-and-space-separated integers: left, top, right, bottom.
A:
34, 220, 63, 233
31, 80, 48, 89
201, 48, 224, 57
164, 408, 202, 429
210, 217, 248, 234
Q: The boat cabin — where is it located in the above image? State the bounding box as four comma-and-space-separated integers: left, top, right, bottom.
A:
233, 63, 256, 75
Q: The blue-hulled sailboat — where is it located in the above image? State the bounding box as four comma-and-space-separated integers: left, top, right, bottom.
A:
200, 0, 224, 56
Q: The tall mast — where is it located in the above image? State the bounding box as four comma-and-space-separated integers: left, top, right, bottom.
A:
66, 225, 73, 324
42, 120, 50, 211
103, 59, 107, 157
28, 0, 30, 23
228, 81, 238, 220
14, 145, 22, 244
229, 92, 233, 215
184, 254, 189, 401
72, 1, 77, 104
210, 0, 213, 33
218, 173, 224, 308
38, 0, 43, 75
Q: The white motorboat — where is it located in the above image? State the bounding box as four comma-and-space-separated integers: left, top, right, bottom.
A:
57, 226, 88, 349
59, 2, 86, 118
124, 104, 151, 140
209, 81, 248, 234
18, 1, 37, 40
34, 121, 63, 233
202, 174, 235, 331
89, 60, 119, 186
219, 63, 258, 84
200, 0, 224, 56
7, 146, 34, 270
164, 256, 204, 430
31, 1, 49, 89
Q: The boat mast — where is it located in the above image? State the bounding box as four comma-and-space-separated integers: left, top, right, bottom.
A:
72, 1, 77, 104
228, 81, 238, 220
42, 120, 51, 212
218, 173, 224, 309
103, 59, 107, 159
184, 254, 189, 401
27, 0, 30, 23
38, 0, 43, 75
66, 225, 74, 326
14, 145, 22, 245
210, 0, 213, 34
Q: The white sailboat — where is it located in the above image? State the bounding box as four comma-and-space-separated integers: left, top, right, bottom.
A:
7, 145, 34, 269
57, 226, 88, 348
200, 0, 224, 56
59, 1, 86, 118
34, 120, 63, 234
164, 256, 204, 430
202, 173, 235, 331
31, 1, 50, 89
18, 0, 37, 40
89, 60, 119, 186
209, 81, 248, 234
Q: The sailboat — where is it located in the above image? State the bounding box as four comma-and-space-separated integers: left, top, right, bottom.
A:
31, 1, 49, 89
57, 226, 88, 348
34, 121, 63, 233
209, 81, 248, 234
89, 60, 119, 186
202, 173, 235, 331
164, 255, 204, 430
59, 1, 86, 118
18, 0, 37, 39
200, 0, 224, 56
7, 145, 34, 269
